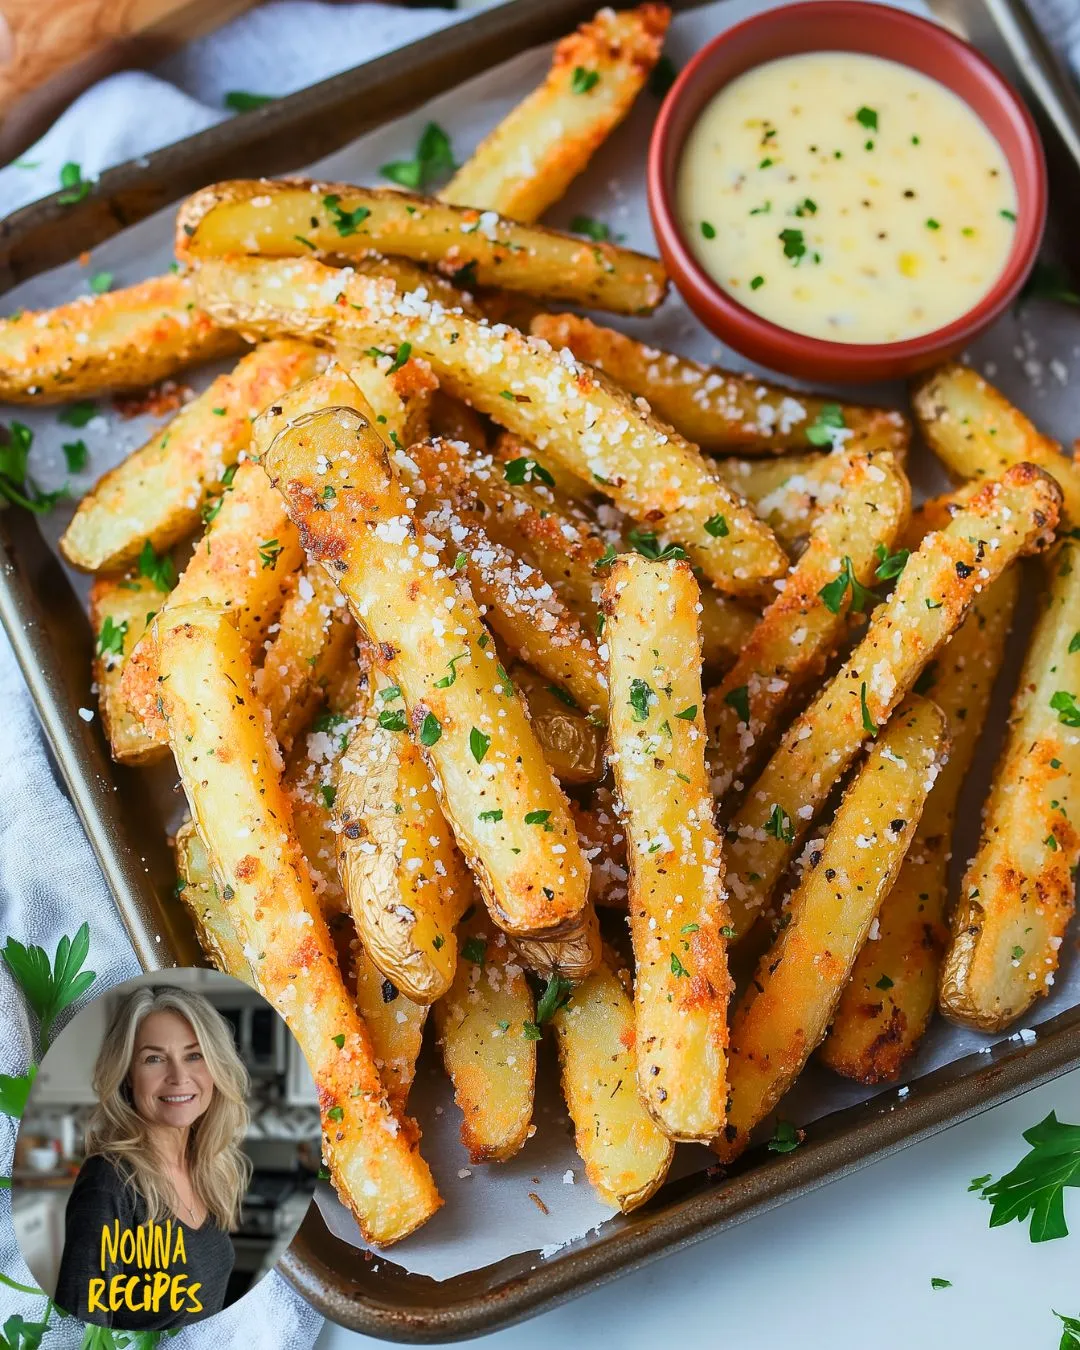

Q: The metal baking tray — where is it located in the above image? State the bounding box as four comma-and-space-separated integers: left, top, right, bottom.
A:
3, 0, 1080, 1339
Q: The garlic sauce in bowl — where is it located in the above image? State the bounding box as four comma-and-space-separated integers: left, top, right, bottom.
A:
676, 51, 1018, 344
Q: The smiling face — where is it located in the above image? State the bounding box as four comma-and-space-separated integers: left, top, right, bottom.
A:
128, 1010, 214, 1132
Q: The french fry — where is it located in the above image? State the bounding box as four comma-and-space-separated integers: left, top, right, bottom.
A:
715, 697, 948, 1162
603, 555, 731, 1141
155, 601, 441, 1245
173, 819, 256, 983
821, 569, 1019, 1080
193, 255, 788, 597
723, 465, 1062, 939
60, 339, 321, 573
914, 362, 1080, 524
713, 450, 838, 554
120, 459, 304, 742
530, 313, 904, 454
350, 945, 428, 1113
89, 571, 170, 765
178, 180, 668, 317
512, 900, 602, 982
0, 273, 243, 403
254, 566, 356, 756
434, 908, 536, 1163
509, 662, 605, 784
552, 952, 674, 1211
334, 674, 472, 1004
572, 786, 629, 909
705, 451, 911, 803
440, 4, 670, 223
338, 348, 436, 448
940, 539, 1080, 1031
256, 399, 593, 945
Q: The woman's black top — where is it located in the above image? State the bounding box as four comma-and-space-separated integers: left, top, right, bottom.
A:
54, 1154, 234, 1329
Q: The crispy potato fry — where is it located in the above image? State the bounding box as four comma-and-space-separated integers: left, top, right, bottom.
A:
254, 566, 356, 755
822, 569, 1019, 1080
339, 349, 436, 447
941, 539, 1080, 1031
173, 819, 255, 983
120, 459, 304, 742
155, 602, 441, 1244
723, 465, 1062, 939
552, 951, 674, 1211
0, 273, 243, 403
89, 571, 169, 765
60, 339, 321, 573
713, 450, 838, 554
334, 675, 472, 1004
440, 4, 670, 223
256, 398, 592, 944
178, 179, 668, 317
193, 255, 788, 597
350, 945, 428, 1113
530, 313, 904, 454
706, 451, 910, 803
434, 908, 536, 1162
512, 899, 602, 982
604, 555, 731, 1141
914, 363, 1080, 524
715, 697, 948, 1162
509, 662, 605, 784
573, 786, 629, 909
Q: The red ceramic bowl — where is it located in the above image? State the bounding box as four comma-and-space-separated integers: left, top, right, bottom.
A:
647, 0, 1047, 382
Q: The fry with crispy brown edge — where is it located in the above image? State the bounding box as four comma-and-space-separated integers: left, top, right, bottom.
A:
604, 555, 731, 1141
715, 697, 948, 1163
434, 907, 537, 1163
60, 339, 321, 573
722, 464, 1061, 940
120, 459, 304, 743
256, 399, 593, 945
192, 255, 788, 598
552, 950, 674, 1211
0, 273, 243, 403
440, 4, 670, 223
940, 539, 1080, 1031
90, 571, 169, 765
177, 180, 667, 317
706, 450, 910, 804
174, 820, 256, 983
821, 569, 1019, 1081
530, 313, 904, 454
155, 601, 441, 1245
914, 362, 1080, 523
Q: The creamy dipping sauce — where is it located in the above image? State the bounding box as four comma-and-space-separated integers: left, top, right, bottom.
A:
677, 51, 1018, 343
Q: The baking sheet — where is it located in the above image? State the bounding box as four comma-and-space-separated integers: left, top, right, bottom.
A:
4, 0, 1080, 1282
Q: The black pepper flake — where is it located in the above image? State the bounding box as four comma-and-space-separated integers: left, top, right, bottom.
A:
381, 979, 399, 1003
955, 561, 974, 578
890, 818, 907, 833
825, 867, 837, 881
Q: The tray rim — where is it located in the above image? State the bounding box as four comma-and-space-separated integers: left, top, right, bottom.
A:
2, 0, 1080, 1339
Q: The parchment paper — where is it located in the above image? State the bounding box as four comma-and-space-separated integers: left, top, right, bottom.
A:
4, 0, 1079, 1281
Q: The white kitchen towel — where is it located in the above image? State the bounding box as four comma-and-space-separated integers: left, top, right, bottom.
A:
0, 0, 1077, 1345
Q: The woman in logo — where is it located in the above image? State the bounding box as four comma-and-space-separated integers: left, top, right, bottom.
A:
55, 985, 250, 1329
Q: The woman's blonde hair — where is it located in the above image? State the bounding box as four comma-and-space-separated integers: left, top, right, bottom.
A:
85, 985, 251, 1229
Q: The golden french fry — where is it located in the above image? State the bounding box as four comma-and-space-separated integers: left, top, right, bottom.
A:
440, 4, 670, 223
940, 539, 1080, 1031
59, 339, 321, 573
155, 601, 441, 1245
715, 697, 948, 1162
256, 398, 592, 945
191, 255, 788, 598
914, 362, 1080, 523
178, 179, 667, 317
723, 464, 1061, 939
0, 273, 243, 403
338, 348, 436, 448
530, 313, 903, 454
89, 571, 170, 765
434, 908, 537, 1162
706, 450, 910, 803
173, 819, 256, 984
552, 952, 674, 1211
604, 555, 731, 1141
821, 569, 1019, 1080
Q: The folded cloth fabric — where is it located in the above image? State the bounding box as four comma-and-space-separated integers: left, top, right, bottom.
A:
0, 0, 1076, 1344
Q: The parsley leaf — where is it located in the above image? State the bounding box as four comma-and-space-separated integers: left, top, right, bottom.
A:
138, 539, 177, 593
974, 1111, 1080, 1242
57, 400, 97, 428
378, 709, 407, 733
322, 194, 371, 237
536, 974, 573, 1024
462, 936, 486, 966
874, 543, 910, 581
258, 538, 284, 570
380, 122, 456, 192
58, 161, 92, 205
704, 514, 729, 538
524, 809, 551, 827
2, 923, 96, 1051
1051, 691, 1080, 727
855, 106, 878, 131
930, 1278, 952, 1290
768, 1119, 801, 1153
225, 91, 275, 111
62, 439, 88, 473
504, 456, 555, 488
570, 66, 600, 95
764, 803, 794, 844
627, 526, 687, 562
97, 616, 128, 658
818, 555, 877, 614
805, 403, 846, 446
0, 421, 66, 515
670, 951, 689, 977
1056, 1311, 1080, 1350
89, 271, 113, 295
779, 227, 806, 262
860, 681, 877, 736
469, 727, 490, 763
629, 677, 653, 723
569, 214, 611, 242
419, 712, 442, 746
724, 684, 751, 725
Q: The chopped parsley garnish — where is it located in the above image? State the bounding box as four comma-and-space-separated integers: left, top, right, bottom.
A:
323, 194, 371, 237
675, 705, 697, 721
764, 803, 794, 844
434, 651, 469, 688
293, 234, 317, 250
462, 936, 486, 966
930, 1278, 952, 1291
89, 271, 113, 295
378, 709, 407, 733
819, 555, 877, 614
97, 616, 128, 658
312, 711, 346, 735
366, 341, 412, 373
1055, 1313, 1080, 1349
380, 122, 456, 191
779, 227, 806, 262
704, 514, 729, 538
138, 539, 177, 592
62, 439, 88, 473
593, 543, 618, 571
876, 974, 894, 991
855, 107, 878, 131
749, 201, 771, 216
1000, 209, 1017, 222
1050, 691, 1080, 727
469, 727, 490, 764
504, 456, 555, 487
874, 543, 910, 581
860, 682, 877, 736
972, 1111, 1080, 1241
522, 1021, 542, 1041
768, 1120, 801, 1153
750, 275, 765, 290
725, 684, 751, 725
331, 1032, 345, 1048
569, 214, 611, 242
524, 809, 552, 827
225, 91, 275, 111
805, 402, 845, 446
627, 526, 687, 562
670, 952, 689, 977
326, 1105, 344, 1122
0, 420, 66, 514
419, 712, 442, 746
794, 197, 817, 217
58, 400, 97, 428
478, 809, 503, 823
379, 684, 401, 703
58, 161, 92, 205
495, 664, 515, 698
320, 785, 337, 811
700, 220, 717, 240
629, 678, 653, 723
545, 684, 578, 709
1069, 632, 1080, 654
925, 218, 941, 231
570, 66, 600, 95
536, 974, 573, 1024
258, 538, 284, 569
